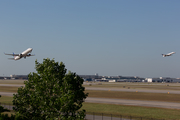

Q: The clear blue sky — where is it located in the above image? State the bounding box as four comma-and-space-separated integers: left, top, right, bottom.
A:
0, 0, 180, 78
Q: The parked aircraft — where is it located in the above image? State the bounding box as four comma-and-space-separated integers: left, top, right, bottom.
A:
4, 48, 35, 60
162, 52, 175, 57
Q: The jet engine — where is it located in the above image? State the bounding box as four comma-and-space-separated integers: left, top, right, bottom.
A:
27, 54, 31, 56
19, 54, 23, 58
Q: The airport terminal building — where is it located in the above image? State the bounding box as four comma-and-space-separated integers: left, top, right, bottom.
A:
146, 77, 180, 83
1, 74, 180, 83
82, 74, 180, 83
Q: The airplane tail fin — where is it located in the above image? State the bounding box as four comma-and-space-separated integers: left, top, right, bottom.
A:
13, 53, 15, 59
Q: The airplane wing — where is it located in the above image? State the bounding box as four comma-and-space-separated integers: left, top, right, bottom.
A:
4, 53, 19, 56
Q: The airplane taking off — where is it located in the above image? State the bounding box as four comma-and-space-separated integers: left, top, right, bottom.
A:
4, 48, 35, 60
162, 52, 175, 57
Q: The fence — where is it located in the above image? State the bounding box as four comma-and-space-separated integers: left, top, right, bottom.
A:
0, 103, 13, 110
85, 112, 165, 120
0, 103, 166, 120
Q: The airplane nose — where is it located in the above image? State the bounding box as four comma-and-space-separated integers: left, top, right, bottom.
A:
29, 48, 33, 51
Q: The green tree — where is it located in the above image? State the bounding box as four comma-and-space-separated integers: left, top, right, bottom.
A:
13, 58, 88, 120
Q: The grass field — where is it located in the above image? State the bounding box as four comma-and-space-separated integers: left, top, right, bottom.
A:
2, 111, 15, 116
1, 81, 180, 119
0, 80, 25, 85
0, 96, 13, 104
0, 86, 19, 93
82, 103, 180, 120
85, 90, 180, 103
1, 85, 180, 103
1, 96, 180, 119
1, 80, 180, 91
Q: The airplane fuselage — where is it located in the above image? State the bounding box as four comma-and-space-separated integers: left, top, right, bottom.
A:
162, 52, 175, 57
14, 48, 33, 60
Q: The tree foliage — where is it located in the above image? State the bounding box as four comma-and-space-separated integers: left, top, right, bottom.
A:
13, 58, 88, 120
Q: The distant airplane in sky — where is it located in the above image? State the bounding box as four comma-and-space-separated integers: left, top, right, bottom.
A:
162, 52, 175, 57
4, 48, 35, 60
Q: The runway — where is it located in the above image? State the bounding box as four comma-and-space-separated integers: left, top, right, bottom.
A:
0, 92, 15, 96
85, 97, 180, 109
1, 92, 180, 109
1, 83, 180, 109
1, 84, 180, 94
85, 87, 180, 94
0, 84, 24, 87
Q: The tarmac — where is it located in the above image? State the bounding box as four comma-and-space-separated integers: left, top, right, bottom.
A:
85, 87, 180, 94
1, 82, 178, 119
1, 83, 180, 109
1, 84, 180, 94
85, 97, 180, 109
1, 91, 180, 109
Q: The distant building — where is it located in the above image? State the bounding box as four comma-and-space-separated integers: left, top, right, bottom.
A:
94, 75, 144, 82
79, 73, 100, 79
1, 73, 180, 83
146, 77, 180, 83
84, 78, 93, 82
10, 75, 28, 80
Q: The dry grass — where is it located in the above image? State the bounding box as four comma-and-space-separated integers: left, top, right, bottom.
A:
1, 87, 180, 119
0, 86, 19, 93
82, 103, 180, 120
0, 96, 13, 104
0, 83, 180, 103
85, 90, 180, 103
1, 81, 180, 119
0, 80, 25, 85
2, 111, 15, 116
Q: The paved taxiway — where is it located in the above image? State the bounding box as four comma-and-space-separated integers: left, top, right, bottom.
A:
1, 84, 180, 94
0, 92, 15, 96
1, 83, 180, 109
85, 97, 180, 109
1, 92, 180, 109
85, 87, 180, 94
0, 84, 24, 87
